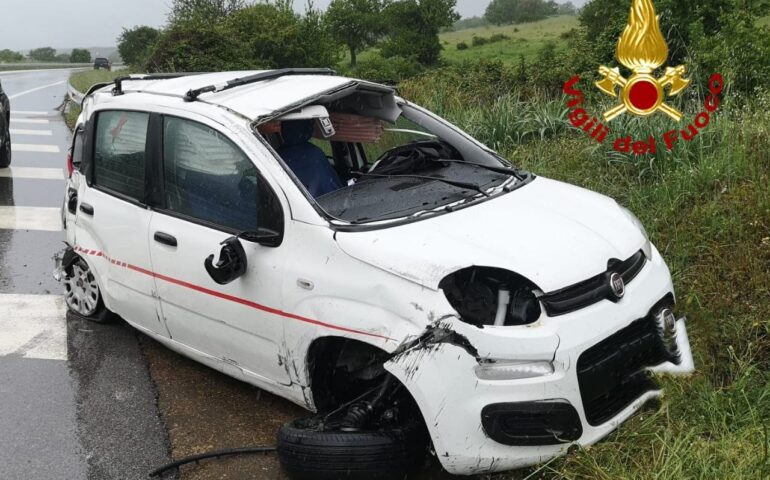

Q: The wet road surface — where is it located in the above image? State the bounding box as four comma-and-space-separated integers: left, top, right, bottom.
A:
0, 68, 172, 479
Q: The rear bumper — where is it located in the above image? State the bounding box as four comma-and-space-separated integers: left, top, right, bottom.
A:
386, 247, 695, 475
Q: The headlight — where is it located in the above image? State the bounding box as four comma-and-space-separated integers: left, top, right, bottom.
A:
475, 360, 555, 381
620, 206, 652, 259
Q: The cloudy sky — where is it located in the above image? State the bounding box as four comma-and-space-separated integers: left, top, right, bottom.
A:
0, 0, 586, 51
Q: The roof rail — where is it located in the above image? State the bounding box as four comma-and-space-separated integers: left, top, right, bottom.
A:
182, 68, 337, 103
112, 73, 207, 96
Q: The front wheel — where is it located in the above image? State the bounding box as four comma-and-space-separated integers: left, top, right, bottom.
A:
63, 257, 113, 323
277, 415, 428, 480
0, 129, 11, 168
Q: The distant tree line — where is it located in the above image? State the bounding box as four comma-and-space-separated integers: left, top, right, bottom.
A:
0, 47, 92, 64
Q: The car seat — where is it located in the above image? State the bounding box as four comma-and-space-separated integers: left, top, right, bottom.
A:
277, 120, 343, 198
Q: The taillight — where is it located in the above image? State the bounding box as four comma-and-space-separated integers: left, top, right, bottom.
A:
66, 151, 74, 177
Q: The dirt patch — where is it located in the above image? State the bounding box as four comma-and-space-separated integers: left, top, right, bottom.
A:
140, 336, 305, 479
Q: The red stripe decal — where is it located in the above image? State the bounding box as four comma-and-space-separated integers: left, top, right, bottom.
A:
78, 247, 392, 341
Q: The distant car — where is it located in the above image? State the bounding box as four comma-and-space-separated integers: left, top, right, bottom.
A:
93, 58, 111, 71
0, 79, 10, 168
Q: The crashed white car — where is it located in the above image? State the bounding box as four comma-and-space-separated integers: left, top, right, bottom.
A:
58, 69, 694, 478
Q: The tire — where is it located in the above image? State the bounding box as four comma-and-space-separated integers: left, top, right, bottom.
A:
63, 256, 114, 323
0, 127, 10, 169
277, 416, 428, 480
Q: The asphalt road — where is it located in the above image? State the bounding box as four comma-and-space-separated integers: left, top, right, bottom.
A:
0, 68, 172, 480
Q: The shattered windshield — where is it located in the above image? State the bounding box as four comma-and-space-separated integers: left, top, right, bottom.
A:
262, 100, 518, 225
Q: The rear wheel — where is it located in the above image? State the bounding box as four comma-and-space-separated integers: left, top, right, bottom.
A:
63, 257, 113, 323
0, 128, 10, 168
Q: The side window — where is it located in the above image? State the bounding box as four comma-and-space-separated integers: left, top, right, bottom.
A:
163, 116, 266, 233
93, 111, 149, 201
72, 128, 85, 171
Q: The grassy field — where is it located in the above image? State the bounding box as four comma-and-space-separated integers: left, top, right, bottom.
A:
439, 15, 579, 63
760, 15, 770, 27
68, 69, 129, 94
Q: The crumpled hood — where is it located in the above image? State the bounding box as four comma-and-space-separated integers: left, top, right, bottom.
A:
335, 177, 647, 293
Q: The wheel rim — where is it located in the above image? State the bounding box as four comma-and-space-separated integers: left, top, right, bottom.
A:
64, 260, 100, 316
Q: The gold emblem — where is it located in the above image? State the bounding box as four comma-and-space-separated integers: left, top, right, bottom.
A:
595, 0, 690, 121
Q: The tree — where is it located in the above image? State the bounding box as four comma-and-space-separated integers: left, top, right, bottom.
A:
557, 1, 576, 14
28, 47, 57, 62
0, 49, 24, 63
118, 26, 161, 68
326, 0, 386, 66
381, 0, 460, 66
227, 2, 341, 68
147, 2, 340, 72
168, 0, 245, 25
485, 0, 558, 25
70, 48, 92, 63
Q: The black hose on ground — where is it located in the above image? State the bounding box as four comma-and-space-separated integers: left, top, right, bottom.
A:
148, 447, 277, 478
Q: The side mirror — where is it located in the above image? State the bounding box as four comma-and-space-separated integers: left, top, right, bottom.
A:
204, 236, 248, 285
240, 228, 282, 248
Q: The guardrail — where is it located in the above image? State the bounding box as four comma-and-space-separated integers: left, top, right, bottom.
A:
67, 82, 85, 104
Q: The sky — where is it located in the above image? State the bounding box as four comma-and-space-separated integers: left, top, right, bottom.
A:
0, 0, 586, 52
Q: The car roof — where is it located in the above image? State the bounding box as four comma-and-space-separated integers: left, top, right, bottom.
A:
109, 71, 364, 122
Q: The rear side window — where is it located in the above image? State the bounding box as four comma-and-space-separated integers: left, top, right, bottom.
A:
93, 111, 149, 201
72, 129, 84, 170
162, 116, 259, 232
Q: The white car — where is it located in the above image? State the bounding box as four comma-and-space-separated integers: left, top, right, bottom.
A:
58, 69, 694, 478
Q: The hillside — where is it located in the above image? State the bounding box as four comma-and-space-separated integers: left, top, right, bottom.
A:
439, 15, 579, 64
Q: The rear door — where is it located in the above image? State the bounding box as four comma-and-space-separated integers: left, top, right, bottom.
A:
74, 109, 167, 336
148, 114, 291, 387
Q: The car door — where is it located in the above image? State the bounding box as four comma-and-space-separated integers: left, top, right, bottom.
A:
148, 114, 291, 388
74, 109, 167, 336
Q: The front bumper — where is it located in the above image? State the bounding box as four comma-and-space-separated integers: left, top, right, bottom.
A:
385, 247, 695, 475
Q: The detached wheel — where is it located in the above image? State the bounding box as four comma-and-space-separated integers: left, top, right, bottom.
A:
277, 416, 427, 480
64, 257, 113, 323
0, 129, 10, 168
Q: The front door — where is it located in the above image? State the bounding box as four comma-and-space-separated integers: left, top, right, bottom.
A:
148, 114, 291, 388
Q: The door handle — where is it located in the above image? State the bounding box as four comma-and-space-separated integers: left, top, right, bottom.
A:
154, 232, 178, 247
79, 203, 94, 216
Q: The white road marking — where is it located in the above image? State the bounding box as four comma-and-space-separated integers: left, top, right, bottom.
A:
0, 166, 64, 180
11, 110, 50, 116
0, 206, 62, 231
10, 128, 53, 136
8, 80, 66, 100
12, 143, 60, 153
0, 294, 67, 361
11, 118, 50, 125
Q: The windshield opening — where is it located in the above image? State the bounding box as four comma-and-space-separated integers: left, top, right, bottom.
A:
258, 94, 518, 225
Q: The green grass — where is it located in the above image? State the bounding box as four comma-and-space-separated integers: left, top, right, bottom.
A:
759, 15, 770, 27
439, 15, 578, 64
402, 75, 770, 479
69, 69, 130, 94
340, 15, 579, 69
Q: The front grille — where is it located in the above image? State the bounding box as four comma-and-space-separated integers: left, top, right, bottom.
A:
577, 301, 673, 426
541, 250, 647, 317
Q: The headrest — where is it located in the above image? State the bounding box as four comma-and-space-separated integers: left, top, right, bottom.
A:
281, 120, 314, 147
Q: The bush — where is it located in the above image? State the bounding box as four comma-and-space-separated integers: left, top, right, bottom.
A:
489, 33, 511, 42
118, 26, 161, 68
347, 54, 423, 83
472, 36, 489, 47
456, 41, 469, 50
146, 2, 340, 72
